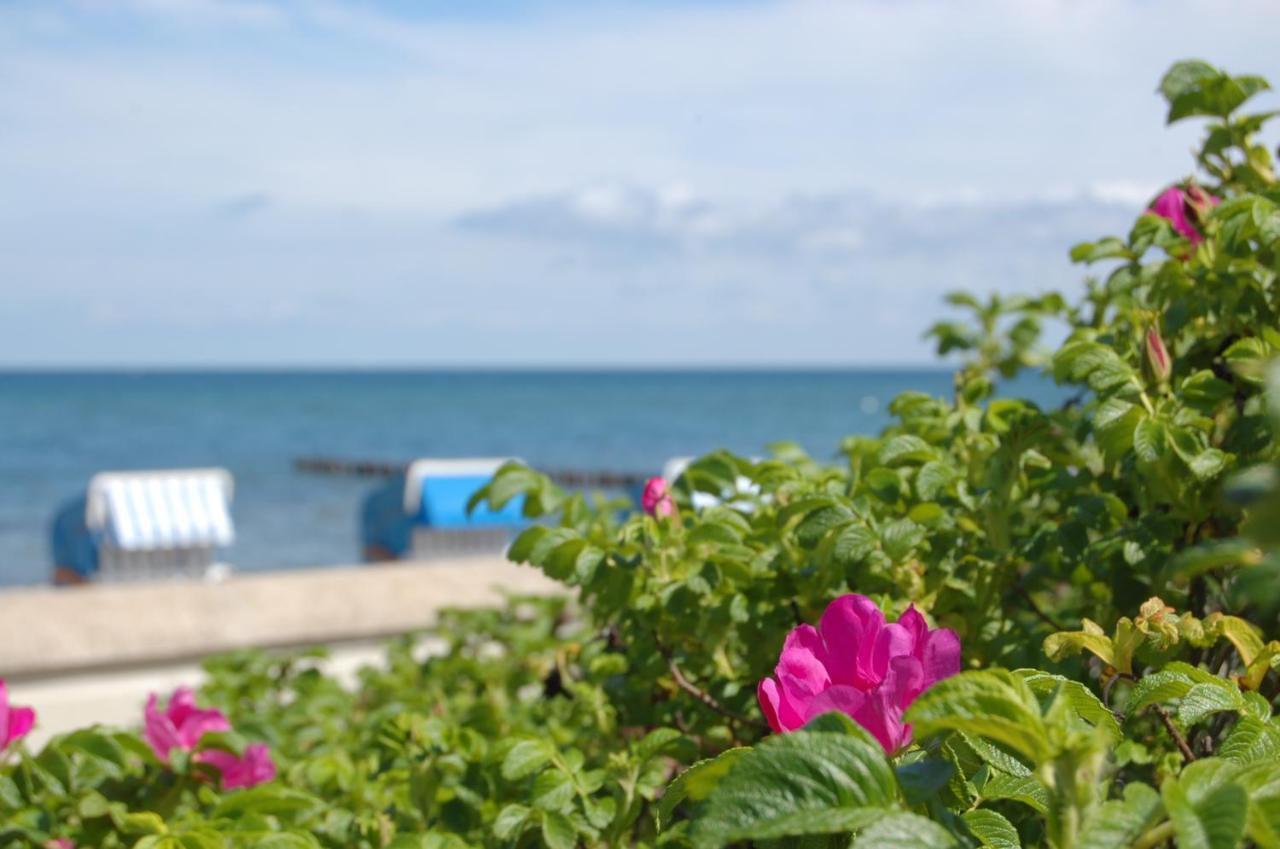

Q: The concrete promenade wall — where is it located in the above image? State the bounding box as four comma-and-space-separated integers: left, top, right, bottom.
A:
0, 558, 561, 679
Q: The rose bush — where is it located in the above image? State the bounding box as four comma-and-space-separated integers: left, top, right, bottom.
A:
1, 58, 1278, 848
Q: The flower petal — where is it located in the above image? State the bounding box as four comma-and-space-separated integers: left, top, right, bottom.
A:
5, 706, 34, 745
757, 678, 784, 733
919, 628, 962, 688
819, 594, 885, 688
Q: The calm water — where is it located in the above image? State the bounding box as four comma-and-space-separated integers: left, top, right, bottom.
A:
0, 370, 1062, 586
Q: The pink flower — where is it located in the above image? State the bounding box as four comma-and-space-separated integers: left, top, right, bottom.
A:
198, 742, 276, 790
47, 839, 74, 849
757, 594, 961, 753
0, 679, 36, 750
1149, 184, 1219, 244
641, 476, 675, 517
144, 687, 230, 764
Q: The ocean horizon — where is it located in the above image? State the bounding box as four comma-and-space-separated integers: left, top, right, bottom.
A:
0, 368, 1063, 587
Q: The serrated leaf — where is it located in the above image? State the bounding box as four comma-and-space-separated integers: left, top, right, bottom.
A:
850, 812, 961, 848
502, 739, 554, 781
1076, 782, 1162, 849
1020, 670, 1121, 743
980, 771, 1049, 814
962, 809, 1020, 848
907, 671, 1051, 764
688, 719, 897, 848
1178, 682, 1246, 726
880, 435, 936, 466
657, 748, 749, 831
531, 768, 575, 812
1164, 775, 1247, 849
493, 804, 531, 839
1221, 717, 1280, 765
541, 810, 577, 849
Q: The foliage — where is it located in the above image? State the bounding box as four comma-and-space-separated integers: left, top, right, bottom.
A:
3, 58, 1280, 848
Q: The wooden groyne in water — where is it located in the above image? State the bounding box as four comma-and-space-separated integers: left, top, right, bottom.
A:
294, 456, 649, 488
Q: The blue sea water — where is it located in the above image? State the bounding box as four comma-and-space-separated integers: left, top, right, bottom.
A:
0, 370, 1064, 587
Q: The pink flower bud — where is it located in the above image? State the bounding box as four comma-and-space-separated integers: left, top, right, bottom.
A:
757, 595, 961, 753
641, 476, 675, 518
1149, 184, 1219, 244
1146, 327, 1171, 383
0, 679, 36, 750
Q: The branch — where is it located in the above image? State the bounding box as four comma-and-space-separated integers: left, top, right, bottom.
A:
1152, 704, 1197, 763
666, 656, 767, 731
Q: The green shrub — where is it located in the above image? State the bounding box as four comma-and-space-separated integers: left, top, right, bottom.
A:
3, 58, 1279, 849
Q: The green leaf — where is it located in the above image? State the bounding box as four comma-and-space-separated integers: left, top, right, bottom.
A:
1181, 370, 1235, 411
1224, 338, 1271, 385
1093, 398, 1143, 461
915, 461, 955, 501
980, 771, 1048, 814
656, 748, 749, 831
1164, 775, 1248, 849
493, 804, 532, 840
1133, 416, 1166, 464
688, 717, 897, 848
211, 786, 323, 818
1126, 662, 1222, 713
879, 435, 937, 466
502, 739, 554, 781
1221, 717, 1280, 765
1076, 782, 1162, 849
881, 518, 924, 561
1161, 59, 1270, 121
1178, 682, 1246, 726
850, 812, 961, 848
1020, 670, 1121, 743
541, 810, 577, 849
531, 768, 576, 812
895, 757, 954, 805
962, 809, 1021, 849
906, 670, 1051, 764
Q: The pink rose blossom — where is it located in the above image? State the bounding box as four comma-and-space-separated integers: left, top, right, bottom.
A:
1150, 184, 1219, 244
144, 687, 230, 764
641, 476, 675, 517
48, 840, 74, 849
198, 742, 276, 790
757, 594, 961, 753
0, 679, 36, 750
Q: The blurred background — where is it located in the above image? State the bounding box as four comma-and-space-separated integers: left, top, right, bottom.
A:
1, 0, 1277, 587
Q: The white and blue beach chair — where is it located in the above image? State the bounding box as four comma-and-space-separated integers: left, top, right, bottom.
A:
50, 468, 235, 584
361, 458, 527, 562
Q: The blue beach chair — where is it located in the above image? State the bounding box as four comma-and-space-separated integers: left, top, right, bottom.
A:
361, 458, 527, 562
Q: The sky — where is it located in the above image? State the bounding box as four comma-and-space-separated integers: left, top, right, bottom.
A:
0, 0, 1277, 367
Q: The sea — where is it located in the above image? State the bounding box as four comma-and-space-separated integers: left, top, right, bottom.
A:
0, 369, 1064, 587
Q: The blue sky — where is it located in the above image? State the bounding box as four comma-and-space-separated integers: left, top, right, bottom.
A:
1, 0, 1276, 367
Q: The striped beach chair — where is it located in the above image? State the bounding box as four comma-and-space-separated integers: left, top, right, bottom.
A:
51, 468, 235, 584
361, 458, 527, 562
